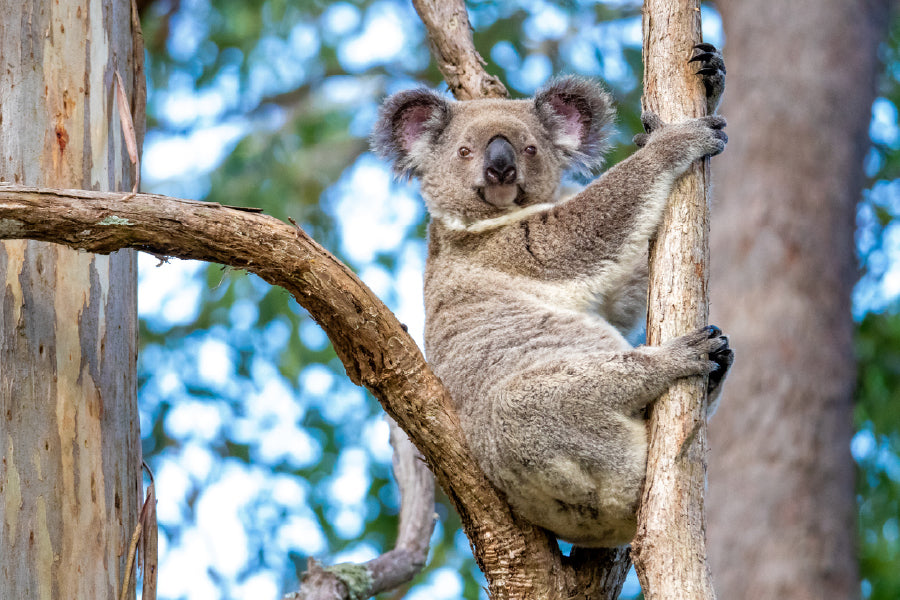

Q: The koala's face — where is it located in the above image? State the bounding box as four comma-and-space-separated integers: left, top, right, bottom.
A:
372, 78, 615, 225
416, 102, 565, 221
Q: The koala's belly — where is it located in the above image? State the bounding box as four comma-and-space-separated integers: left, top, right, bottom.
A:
461, 394, 648, 548
513, 488, 639, 548
425, 274, 647, 547
501, 433, 645, 547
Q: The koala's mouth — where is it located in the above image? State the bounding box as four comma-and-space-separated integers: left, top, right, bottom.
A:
476, 185, 528, 208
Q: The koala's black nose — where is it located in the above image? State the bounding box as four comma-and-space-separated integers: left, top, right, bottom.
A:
484, 136, 517, 185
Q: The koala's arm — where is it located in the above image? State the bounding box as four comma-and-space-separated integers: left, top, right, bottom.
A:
504, 115, 726, 283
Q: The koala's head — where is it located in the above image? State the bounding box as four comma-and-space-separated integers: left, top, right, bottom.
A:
372, 77, 615, 226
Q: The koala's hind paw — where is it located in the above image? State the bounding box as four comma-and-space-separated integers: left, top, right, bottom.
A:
707, 341, 734, 394
689, 43, 726, 114
663, 325, 730, 378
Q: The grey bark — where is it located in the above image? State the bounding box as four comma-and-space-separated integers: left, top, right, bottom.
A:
0, 1, 142, 599
707, 1, 891, 598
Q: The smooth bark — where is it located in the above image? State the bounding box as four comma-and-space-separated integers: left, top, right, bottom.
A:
0, 1, 142, 599
707, 1, 890, 598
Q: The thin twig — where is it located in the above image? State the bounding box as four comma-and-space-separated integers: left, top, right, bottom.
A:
286, 418, 435, 599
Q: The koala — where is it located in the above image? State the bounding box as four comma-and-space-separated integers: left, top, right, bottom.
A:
371, 45, 732, 548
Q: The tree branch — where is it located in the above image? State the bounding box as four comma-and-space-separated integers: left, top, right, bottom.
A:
631, 1, 717, 598
286, 418, 434, 600
0, 183, 626, 599
0, 184, 536, 598
411, 0, 507, 100
0, 184, 475, 593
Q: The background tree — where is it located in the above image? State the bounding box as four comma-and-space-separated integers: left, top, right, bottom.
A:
706, 2, 892, 598
0, 1, 143, 599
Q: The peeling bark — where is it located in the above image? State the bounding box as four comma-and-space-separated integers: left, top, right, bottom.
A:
0, 1, 142, 599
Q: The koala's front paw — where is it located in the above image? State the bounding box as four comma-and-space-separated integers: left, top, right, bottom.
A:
689, 43, 726, 114
636, 113, 727, 159
662, 325, 730, 379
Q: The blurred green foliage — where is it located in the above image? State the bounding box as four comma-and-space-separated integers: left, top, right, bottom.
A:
854, 15, 900, 600
855, 312, 900, 600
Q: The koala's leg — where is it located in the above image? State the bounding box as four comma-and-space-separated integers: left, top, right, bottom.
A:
601, 325, 731, 413
487, 325, 729, 444
469, 326, 727, 546
472, 360, 652, 545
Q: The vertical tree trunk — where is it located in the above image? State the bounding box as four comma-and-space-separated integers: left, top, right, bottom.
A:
631, 1, 716, 598
707, 1, 889, 598
0, 1, 143, 599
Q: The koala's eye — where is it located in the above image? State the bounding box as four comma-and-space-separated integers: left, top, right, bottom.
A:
524, 145, 537, 156
458, 146, 472, 158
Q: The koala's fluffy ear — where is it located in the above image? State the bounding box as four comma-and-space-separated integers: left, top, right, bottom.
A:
371, 88, 452, 177
534, 76, 616, 174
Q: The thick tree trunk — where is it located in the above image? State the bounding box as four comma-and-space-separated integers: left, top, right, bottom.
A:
707, 1, 890, 598
631, 1, 716, 598
0, 2, 143, 599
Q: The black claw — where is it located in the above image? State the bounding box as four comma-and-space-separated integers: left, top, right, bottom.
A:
710, 347, 734, 370
693, 43, 717, 52
707, 345, 734, 393
689, 52, 716, 63
705, 325, 722, 338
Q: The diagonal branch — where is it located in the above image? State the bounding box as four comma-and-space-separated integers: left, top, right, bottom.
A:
411, 0, 507, 100
0, 183, 529, 596
0, 183, 627, 599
